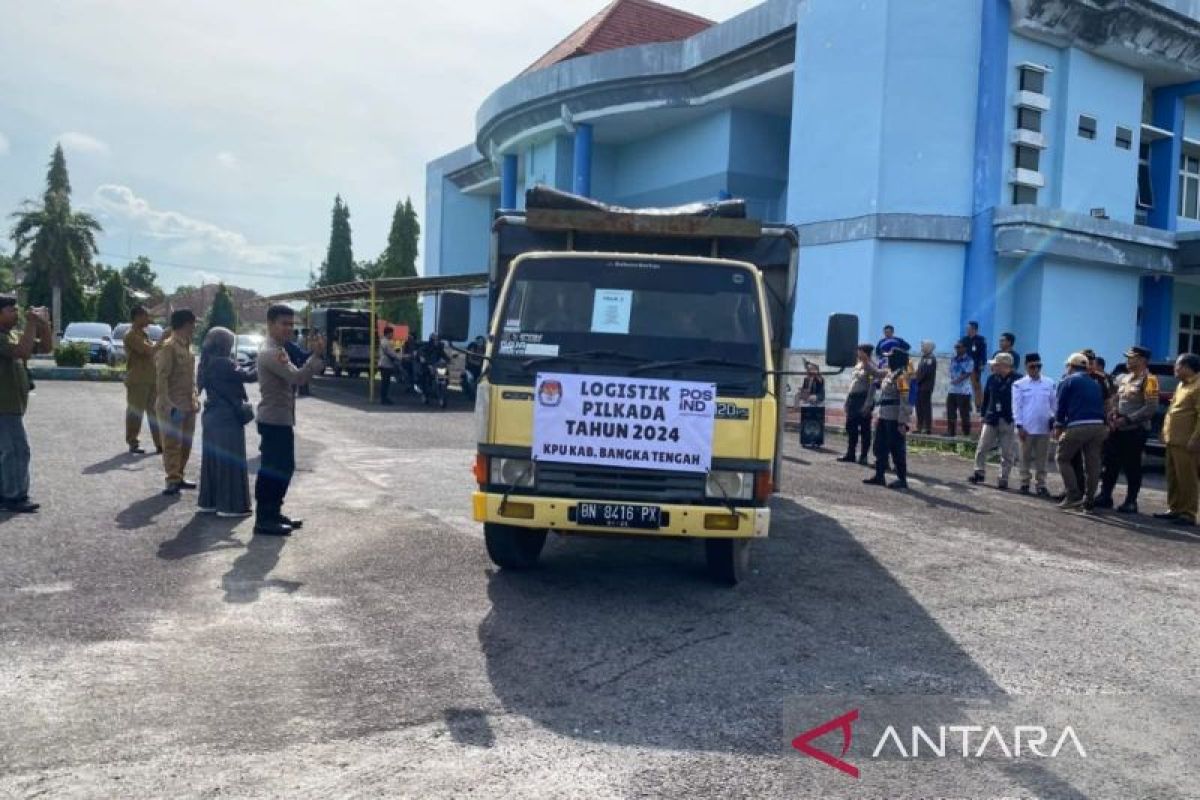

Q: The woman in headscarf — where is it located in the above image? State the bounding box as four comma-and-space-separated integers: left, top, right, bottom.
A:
915, 339, 938, 435
196, 326, 256, 517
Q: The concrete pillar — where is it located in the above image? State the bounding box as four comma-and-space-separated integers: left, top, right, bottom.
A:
959, 0, 1009, 340
572, 123, 593, 197
500, 154, 518, 210
1140, 274, 1174, 358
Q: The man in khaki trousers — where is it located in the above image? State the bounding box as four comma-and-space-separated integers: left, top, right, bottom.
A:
155, 309, 199, 495
1154, 353, 1200, 525
123, 306, 162, 454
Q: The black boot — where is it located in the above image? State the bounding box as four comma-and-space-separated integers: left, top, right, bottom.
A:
862, 473, 886, 486
1092, 493, 1114, 510
1117, 498, 1138, 514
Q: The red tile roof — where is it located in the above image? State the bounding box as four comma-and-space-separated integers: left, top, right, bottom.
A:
524, 0, 714, 75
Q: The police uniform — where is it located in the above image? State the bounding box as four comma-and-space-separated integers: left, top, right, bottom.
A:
840, 360, 880, 464
1096, 346, 1159, 511
864, 354, 911, 489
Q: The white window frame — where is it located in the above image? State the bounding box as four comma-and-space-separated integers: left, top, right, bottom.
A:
1180, 153, 1200, 221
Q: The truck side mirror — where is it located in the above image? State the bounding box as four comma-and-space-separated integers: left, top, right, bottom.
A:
436, 291, 471, 343
825, 313, 859, 368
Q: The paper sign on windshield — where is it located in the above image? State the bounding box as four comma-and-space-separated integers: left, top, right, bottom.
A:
590, 289, 632, 334
532, 372, 716, 473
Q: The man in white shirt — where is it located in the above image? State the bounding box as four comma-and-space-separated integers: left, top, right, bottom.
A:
1012, 352, 1056, 496
378, 326, 404, 406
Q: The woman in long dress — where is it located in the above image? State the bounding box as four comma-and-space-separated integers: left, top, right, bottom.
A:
197, 327, 256, 517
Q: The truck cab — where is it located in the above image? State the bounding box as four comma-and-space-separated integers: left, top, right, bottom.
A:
471, 189, 852, 584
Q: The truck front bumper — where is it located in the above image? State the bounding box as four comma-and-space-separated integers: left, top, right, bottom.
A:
472, 492, 769, 538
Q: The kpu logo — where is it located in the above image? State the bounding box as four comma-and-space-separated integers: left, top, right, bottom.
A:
537, 379, 563, 407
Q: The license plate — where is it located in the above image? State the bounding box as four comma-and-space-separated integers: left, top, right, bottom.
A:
576, 502, 662, 530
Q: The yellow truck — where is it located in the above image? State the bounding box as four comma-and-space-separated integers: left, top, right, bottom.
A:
470, 189, 855, 583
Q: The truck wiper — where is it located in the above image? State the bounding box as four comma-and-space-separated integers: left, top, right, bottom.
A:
520, 350, 649, 370
630, 357, 763, 375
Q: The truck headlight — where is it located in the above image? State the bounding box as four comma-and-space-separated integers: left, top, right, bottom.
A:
474, 380, 491, 443
491, 457, 534, 488
705, 470, 753, 500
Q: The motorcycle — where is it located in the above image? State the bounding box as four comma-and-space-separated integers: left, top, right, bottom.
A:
419, 358, 450, 409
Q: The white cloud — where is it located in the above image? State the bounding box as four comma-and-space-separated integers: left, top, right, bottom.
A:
215, 151, 238, 169
90, 184, 317, 272
0, 132, 9, 156
58, 131, 110, 156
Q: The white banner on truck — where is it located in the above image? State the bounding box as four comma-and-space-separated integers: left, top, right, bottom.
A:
532, 372, 716, 473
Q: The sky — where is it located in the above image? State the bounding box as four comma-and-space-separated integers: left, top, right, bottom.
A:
0, 0, 754, 296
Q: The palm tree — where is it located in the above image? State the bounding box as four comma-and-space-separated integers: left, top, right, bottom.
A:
9, 144, 102, 337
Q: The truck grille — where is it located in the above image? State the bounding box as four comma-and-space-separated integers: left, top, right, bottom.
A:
535, 463, 705, 502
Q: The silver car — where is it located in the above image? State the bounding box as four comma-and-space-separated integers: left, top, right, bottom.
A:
107, 323, 164, 366
61, 322, 114, 365
234, 334, 265, 368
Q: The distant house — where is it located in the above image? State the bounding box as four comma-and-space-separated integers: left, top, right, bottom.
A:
150, 284, 269, 328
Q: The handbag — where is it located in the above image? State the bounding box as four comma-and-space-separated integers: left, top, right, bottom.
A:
235, 401, 255, 426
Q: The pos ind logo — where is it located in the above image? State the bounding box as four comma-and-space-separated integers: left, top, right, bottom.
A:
537, 379, 563, 407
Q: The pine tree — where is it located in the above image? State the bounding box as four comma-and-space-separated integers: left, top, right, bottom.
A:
377, 197, 422, 333
320, 195, 354, 286
9, 144, 101, 331
205, 282, 238, 333
95, 271, 129, 327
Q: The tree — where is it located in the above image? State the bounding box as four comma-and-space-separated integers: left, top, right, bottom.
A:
121, 256, 162, 302
95, 271, 129, 327
375, 197, 422, 332
205, 282, 238, 333
319, 195, 354, 286
9, 144, 102, 332
0, 253, 17, 293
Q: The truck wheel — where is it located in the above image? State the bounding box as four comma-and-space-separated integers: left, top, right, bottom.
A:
705, 538, 751, 586
484, 523, 546, 570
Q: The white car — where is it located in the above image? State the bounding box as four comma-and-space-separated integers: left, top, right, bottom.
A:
234, 334, 265, 368
107, 323, 164, 366
61, 322, 114, 364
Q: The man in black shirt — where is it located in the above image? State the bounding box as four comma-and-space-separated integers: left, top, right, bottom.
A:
964, 320, 988, 412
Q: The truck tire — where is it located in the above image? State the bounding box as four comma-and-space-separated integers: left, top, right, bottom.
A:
484, 523, 546, 570
705, 538, 751, 586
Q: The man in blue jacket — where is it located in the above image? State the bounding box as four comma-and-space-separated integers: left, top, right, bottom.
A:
1054, 352, 1109, 511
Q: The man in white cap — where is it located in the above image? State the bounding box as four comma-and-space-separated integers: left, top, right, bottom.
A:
1053, 352, 1109, 511
969, 351, 1018, 489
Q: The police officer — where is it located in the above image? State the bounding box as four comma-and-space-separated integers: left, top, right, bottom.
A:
863, 347, 911, 490
838, 344, 880, 465
1094, 346, 1159, 513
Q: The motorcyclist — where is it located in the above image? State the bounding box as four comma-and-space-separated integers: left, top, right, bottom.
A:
417, 333, 450, 397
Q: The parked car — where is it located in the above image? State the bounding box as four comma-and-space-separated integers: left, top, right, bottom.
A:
106, 323, 164, 366
1111, 360, 1177, 457
60, 322, 114, 365
234, 334, 265, 369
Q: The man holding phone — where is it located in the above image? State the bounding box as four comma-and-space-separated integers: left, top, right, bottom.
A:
0, 298, 50, 512
155, 309, 200, 495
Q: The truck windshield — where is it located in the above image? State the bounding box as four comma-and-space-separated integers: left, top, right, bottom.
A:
490, 257, 766, 395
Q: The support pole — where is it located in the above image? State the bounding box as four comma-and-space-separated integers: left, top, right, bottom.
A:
369, 280, 378, 403
573, 123, 593, 198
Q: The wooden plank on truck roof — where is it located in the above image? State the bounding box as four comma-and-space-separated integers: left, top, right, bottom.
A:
525, 208, 763, 239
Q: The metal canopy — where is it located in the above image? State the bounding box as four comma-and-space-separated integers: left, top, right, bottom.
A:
262, 273, 489, 304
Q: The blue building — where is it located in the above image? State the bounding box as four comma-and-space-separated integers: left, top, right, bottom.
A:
426, 0, 1200, 371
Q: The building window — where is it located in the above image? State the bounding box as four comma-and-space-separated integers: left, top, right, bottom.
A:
1017, 107, 1042, 133
1015, 145, 1040, 171
1013, 185, 1038, 205
1115, 126, 1133, 150
1179, 314, 1200, 355
1019, 66, 1046, 94
1180, 154, 1200, 220
1078, 115, 1097, 140
1138, 142, 1154, 215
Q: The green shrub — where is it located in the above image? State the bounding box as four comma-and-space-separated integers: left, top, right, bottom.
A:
53, 341, 89, 368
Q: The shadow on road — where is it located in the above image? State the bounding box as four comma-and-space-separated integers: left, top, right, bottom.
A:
82, 452, 144, 475
221, 533, 302, 604
157, 514, 243, 560
477, 495, 1087, 797
115, 493, 177, 530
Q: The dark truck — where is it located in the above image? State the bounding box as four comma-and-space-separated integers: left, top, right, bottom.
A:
309, 308, 372, 377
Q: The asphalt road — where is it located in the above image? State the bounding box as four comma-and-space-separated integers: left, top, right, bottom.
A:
1, 379, 1198, 799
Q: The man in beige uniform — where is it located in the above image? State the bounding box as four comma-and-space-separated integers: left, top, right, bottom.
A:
123, 305, 162, 454
156, 309, 199, 495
